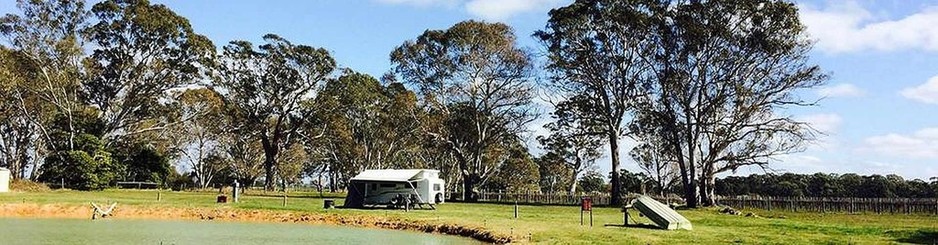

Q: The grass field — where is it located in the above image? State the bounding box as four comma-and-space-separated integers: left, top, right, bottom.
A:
1, 189, 936, 244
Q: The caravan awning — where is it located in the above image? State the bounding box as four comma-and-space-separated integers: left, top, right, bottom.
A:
350, 169, 424, 182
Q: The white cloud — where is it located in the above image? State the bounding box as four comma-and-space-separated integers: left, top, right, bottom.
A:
798, 113, 843, 134
799, 1, 938, 53
465, 0, 565, 21
900, 75, 938, 104
861, 127, 938, 159
817, 83, 865, 98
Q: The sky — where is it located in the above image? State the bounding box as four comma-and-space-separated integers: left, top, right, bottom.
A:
2, 0, 937, 180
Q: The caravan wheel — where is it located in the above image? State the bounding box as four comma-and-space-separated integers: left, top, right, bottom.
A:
435, 193, 443, 204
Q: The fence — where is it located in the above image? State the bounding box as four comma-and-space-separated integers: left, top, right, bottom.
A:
716, 196, 938, 215
446, 191, 680, 206
448, 192, 938, 215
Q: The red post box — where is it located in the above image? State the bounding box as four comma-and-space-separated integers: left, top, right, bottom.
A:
581, 197, 592, 211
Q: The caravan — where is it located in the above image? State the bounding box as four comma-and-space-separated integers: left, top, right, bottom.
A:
344, 169, 445, 208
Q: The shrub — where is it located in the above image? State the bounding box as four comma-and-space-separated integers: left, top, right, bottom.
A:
10, 179, 51, 192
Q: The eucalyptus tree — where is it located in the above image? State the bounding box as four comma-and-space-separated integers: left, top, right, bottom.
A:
535, 153, 572, 194
312, 70, 423, 184
537, 96, 605, 195
83, 0, 215, 143
169, 88, 226, 189
216, 34, 336, 191
536, 0, 657, 205
640, 0, 826, 206
0, 47, 37, 179
539, 0, 824, 207
391, 21, 537, 201
629, 111, 678, 196
483, 141, 541, 193
219, 128, 265, 188
1, 0, 89, 178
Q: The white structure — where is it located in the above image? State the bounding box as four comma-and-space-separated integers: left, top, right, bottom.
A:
0, 168, 10, 193
344, 169, 445, 208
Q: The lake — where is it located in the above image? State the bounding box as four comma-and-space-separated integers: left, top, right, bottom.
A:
0, 218, 481, 245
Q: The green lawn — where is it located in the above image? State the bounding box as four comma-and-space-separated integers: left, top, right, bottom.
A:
1, 189, 936, 244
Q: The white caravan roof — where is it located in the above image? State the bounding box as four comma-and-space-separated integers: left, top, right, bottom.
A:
350, 169, 438, 182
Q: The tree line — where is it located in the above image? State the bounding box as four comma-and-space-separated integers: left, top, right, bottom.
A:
559, 170, 938, 200
0, 0, 857, 208
717, 173, 938, 198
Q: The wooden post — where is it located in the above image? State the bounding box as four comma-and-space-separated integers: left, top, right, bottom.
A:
514, 201, 518, 219
623, 209, 629, 226
282, 194, 287, 207
157, 191, 162, 201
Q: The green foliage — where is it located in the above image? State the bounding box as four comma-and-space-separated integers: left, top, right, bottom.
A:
482, 143, 540, 193
37, 108, 123, 190
537, 95, 605, 194
59, 150, 118, 191
164, 170, 195, 191
535, 154, 572, 193
312, 69, 424, 185
39, 134, 121, 191
84, 0, 215, 141
716, 173, 938, 198
577, 171, 606, 193
167, 87, 227, 189
216, 34, 336, 190
391, 20, 536, 201
111, 142, 173, 186
613, 169, 656, 195
539, 0, 826, 207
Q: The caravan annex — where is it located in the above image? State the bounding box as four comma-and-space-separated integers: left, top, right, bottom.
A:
344, 169, 445, 208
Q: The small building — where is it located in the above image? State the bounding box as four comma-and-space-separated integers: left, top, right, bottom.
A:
344, 169, 445, 208
0, 168, 10, 193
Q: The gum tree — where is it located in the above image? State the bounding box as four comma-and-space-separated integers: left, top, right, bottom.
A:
391, 21, 536, 201
216, 34, 335, 191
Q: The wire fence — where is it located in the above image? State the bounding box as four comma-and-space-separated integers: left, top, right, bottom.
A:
447, 191, 938, 215
716, 196, 938, 215
446, 191, 681, 206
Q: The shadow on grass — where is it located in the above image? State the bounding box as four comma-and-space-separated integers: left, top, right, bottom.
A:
243, 193, 344, 199
889, 229, 938, 244
603, 223, 662, 230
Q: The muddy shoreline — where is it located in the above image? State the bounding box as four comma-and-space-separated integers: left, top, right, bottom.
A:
0, 203, 511, 244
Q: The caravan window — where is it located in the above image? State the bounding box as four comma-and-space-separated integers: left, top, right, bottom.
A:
433, 184, 441, 191
380, 183, 396, 188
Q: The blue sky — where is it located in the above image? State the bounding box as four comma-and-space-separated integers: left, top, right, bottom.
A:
2, 0, 936, 180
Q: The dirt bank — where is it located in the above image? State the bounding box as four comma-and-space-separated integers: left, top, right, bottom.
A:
0, 203, 511, 244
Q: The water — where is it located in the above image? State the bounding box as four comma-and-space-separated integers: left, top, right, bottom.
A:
0, 218, 481, 245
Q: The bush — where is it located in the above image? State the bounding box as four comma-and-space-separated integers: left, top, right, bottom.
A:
39, 149, 121, 191
10, 179, 51, 192
166, 171, 195, 191
112, 142, 173, 185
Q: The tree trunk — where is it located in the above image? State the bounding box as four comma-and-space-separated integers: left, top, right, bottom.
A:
609, 132, 623, 206
462, 173, 477, 202
570, 155, 581, 195
684, 178, 699, 208
261, 138, 279, 191
699, 173, 716, 206
329, 168, 337, 193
